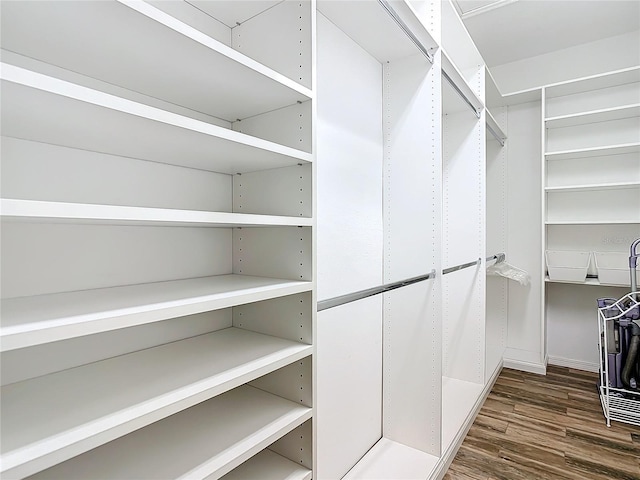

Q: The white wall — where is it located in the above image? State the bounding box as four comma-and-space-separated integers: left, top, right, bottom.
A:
491, 30, 640, 94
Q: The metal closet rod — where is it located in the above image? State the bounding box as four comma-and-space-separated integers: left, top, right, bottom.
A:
317, 269, 437, 311
442, 70, 481, 118
486, 123, 505, 147
378, 0, 434, 64
486, 252, 506, 264
443, 257, 482, 275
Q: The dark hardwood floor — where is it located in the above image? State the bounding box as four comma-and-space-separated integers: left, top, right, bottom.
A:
444, 366, 640, 480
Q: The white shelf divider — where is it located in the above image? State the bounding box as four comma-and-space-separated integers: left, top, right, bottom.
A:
1, 0, 311, 122
220, 449, 312, 480
1, 275, 311, 351
545, 103, 640, 129
545, 142, 640, 161
544, 181, 640, 193
26, 385, 312, 480
1, 64, 312, 174
0, 199, 312, 228
1, 328, 312, 478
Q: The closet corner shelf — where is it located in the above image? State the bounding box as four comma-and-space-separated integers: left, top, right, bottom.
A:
545, 103, 640, 129
17, 384, 312, 480
0, 329, 312, 478
220, 449, 312, 480
1, 64, 312, 174
544, 181, 640, 193
0, 275, 312, 352
544, 142, 640, 161
544, 66, 640, 99
0, 199, 313, 228
2, 0, 312, 123
544, 276, 630, 288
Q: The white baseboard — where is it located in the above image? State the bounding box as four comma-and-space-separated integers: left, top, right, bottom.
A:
547, 355, 599, 373
502, 348, 547, 375
430, 360, 503, 480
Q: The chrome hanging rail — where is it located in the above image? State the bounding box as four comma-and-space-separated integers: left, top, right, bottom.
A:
378, 0, 434, 64
317, 270, 437, 312
486, 123, 505, 147
486, 252, 506, 265
442, 70, 481, 119
442, 257, 482, 275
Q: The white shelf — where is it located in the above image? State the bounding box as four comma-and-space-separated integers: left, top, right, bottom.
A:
317, 0, 438, 63
442, 376, 483, 451
545, 142, 640, 161
1, 275, 311, 351
1, 0, 311, 122
442, 51, 484, 117
545, 220, 640, 225
545, 104, 640, 129
1, 328, 312, 478
545, 66, 640, 99
343, 437, 438, 480
26, 385, 312, 480
1, 64, 312, 174
545, 275, 631, 288
0, 199, 312, 228
544, 181, 640, 193
220, 449, 312, 480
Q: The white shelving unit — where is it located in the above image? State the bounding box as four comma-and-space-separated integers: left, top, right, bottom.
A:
1, 1, 315, 479
543, 68, 640, 289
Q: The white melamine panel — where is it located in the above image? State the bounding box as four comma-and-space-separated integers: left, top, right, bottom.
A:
1, 1, 310, 121
233, 164, 312, 218
234, 292, 312, 344
316, 13, 383, 301
505, 101, 543, 357
547, 224, 640, 255
0, 137, 232, 211
316, 296, 382, 480
384, 54, 440, 283
1, 329, 312, 478
545, 67, 640, 100
442, 111, 483, 267
546, 104, 640, 129
1, 70, 311, 175
546, 283, 628, 371
233, 0, 312, 89
268, 420, 313, 471
1, 222, 230, 298
0, 275, 310, 352
547, 83, 640, 120
546, 117, 640, 153
26, 385, 312, 480
190, 1, 282, 27
546, 188, 640, 223
545, 143, 640, 161
233, 101, 313, 153
220, 449, 312, 480
384, 282, 441, 454
343, 438, 438, 480
0, 200, 313, 228
441, 376, 484, 450
233, 227, 312, 281
317, 0, 438, 64
250, 357, 312, 407
546, 152, 640, 188
1, 310, 231, 386
442, 268, 484, 383
441, 0, 483, 88
442, 53, 483, 115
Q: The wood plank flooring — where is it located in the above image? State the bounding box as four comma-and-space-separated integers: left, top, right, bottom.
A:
444, 366, 640, 480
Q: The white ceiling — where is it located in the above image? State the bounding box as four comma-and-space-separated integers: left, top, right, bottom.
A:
454, 0, 640, 67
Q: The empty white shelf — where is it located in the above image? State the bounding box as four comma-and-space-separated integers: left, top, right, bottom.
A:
343, 437, 438, 480
0, 199, 312, 228
0, 328, 312, 478
544, 276, 631, 287
220, 449, 312, 480
1, 65, 312, 174
545, 142, 640, 161
545, 66, 640, 99
1, 275, 311, 351
26, 385, 312, 480
545, 104, 640, 129
1, 0, 311, 122
544, 181, 640, 192
545, 220, 640, 225
442, 376, 483, 452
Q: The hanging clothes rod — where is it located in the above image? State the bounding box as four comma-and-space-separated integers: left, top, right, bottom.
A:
486, 252, 506, 265
378, 0, 434, 64
486, 123, 505, 147
318, 269, 436, 311
442, 70, 481, 118
443, 258, 482, 275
